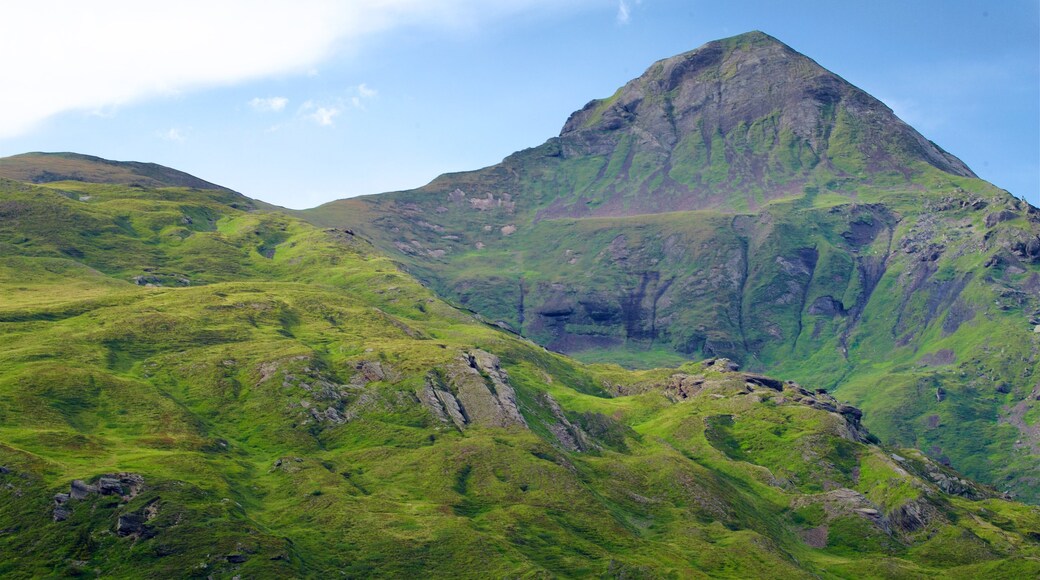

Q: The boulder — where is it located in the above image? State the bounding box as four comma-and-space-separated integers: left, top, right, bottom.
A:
116, 513, 146, 537
52, 493, 71, 522
70, 480, 97, 500
98, 477, 123, 495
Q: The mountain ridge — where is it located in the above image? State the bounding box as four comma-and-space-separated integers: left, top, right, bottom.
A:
0, 151, 235, 192
297, 31, 1040, 502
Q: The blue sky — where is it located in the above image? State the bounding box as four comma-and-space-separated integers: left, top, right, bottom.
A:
1, 0, 1036, 208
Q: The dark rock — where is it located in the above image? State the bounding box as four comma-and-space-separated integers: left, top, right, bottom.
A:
1028, 237, 1040, 259
70, 479, 97, 500
354, 361, 386, 383
69, 473, 143, 501
667, 374, 705, 400
53, 493, 72, 522
710, 358, 740, 372
98, 477, 123, 495
889, 501, 927, 533
837, 404, 863, 421
226, 554, 248, 564
985, 210, 1018, 228
0, 466, 9, 474
132, 275, 162, 286
53, 507, 71, 522
936, 387, 946, 402
808, 296, 847, 316
742, 374, 783, 391
116, 513, 146, 537
536, 304, 575, 317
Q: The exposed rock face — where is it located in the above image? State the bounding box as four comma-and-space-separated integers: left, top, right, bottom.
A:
889, 500, 930, 533
419, 350, 528, 430
538, 392, 593, 452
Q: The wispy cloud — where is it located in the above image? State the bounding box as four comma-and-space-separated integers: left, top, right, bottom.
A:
616, 0, 641, 25
616, 0, 630, 24
351, 83, 378, 109
0, 0, 590, 140
358, 83, 378, 99
249, 96, 289, 112
157, 127, 187, 142
299, 101, 341, 127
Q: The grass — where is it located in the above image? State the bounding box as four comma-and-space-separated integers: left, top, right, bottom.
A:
2, 178, 1040, 576
305, 155, 1040, 502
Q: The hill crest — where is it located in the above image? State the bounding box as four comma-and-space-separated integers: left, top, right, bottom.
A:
0, 152, 234, 191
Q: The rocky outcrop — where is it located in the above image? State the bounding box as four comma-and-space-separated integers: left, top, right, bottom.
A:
663, 361, 871, 444
888, 500, 932, 533
665, 374, 706, 401
259, 356, 422, 428
891, 451, 997, 500
116, 498, 160, 539
54, 473, 145, 523
538, 392, 594, 452
419, 379, 469, 430
419, 350, 528, 430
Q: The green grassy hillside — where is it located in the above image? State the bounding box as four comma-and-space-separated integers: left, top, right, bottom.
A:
299, 32, 1040, 502
3, 178, 1040, 577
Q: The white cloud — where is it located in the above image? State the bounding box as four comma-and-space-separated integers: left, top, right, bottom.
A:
310, 107, 341, 126
351, 83, 378, 109
249, 97, 289, 112
0, 0, 599, 140
617, 0, 630, 24
617, 0, 641, 25
157, 128, 187, 142
358, 83, 378, 99
299, 101, 341, 126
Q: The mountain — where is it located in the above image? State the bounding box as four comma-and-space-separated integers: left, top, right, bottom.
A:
3, 163, 1040, 576
0, 152, 235, 191
301, 32, 1040, 501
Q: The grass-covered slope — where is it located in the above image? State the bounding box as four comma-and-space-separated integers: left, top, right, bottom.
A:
2, 177, 1040, 577
299, 32, 1040, 501
0, 152, 234, 192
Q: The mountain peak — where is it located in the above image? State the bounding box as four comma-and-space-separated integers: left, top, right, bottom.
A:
558, 30, 974, 202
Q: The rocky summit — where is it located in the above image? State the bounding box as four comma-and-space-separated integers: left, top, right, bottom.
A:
1, 31, 1039, 578
303, 32, 1040, 502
